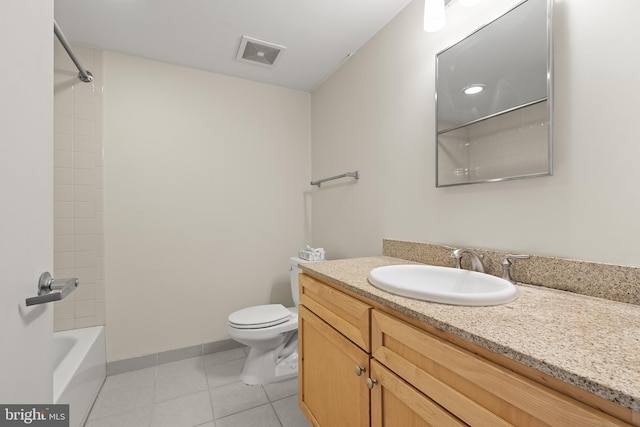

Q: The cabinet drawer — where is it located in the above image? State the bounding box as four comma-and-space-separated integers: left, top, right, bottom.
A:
300, 274, 371, 351
372, 310, 629, 427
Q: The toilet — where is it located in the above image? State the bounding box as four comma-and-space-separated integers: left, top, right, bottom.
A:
227, 257, 306, 385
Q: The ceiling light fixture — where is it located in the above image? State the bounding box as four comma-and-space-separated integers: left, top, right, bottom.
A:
424, 0, 446, 33
424, 0, 482, 33
462, 84, 485, 95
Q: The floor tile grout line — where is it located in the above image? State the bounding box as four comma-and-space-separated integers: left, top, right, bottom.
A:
271, 401, 286, 427
83, 376, 106, 423
203, 355, 219, 423
84, 402, 155, 424
212, 401, 275, 423
268, 393, 299, 404
153, 385, 210, 405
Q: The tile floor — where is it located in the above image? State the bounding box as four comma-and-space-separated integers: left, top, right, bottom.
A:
85, 347, 310, 427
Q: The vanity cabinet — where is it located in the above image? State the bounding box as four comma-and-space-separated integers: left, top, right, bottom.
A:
298, 274, 372, 426
299, 273, 633, 427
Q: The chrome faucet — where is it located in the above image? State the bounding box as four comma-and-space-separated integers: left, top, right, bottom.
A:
450, 248, 485, 273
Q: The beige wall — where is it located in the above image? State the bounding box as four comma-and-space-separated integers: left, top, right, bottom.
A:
53, 43, 106, 331
103, 52, 310, 362
310, 0, 640, 267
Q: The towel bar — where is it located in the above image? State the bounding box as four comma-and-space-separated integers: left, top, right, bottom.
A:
310, 171, 359, 187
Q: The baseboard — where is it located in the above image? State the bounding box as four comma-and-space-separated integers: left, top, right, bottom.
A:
106, 339, 243, 376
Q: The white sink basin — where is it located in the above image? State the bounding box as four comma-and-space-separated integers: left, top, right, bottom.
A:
367, 264, 518, 306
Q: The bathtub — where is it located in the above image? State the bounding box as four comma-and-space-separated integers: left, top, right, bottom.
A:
54, 326, 106, 427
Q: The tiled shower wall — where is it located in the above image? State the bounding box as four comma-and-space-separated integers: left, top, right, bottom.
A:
53, 41, 105, 331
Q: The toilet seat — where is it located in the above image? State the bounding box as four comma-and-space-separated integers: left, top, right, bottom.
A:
228, 304, 292, 329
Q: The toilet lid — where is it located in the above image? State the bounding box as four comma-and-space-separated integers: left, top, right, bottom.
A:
228, 304, 292, 329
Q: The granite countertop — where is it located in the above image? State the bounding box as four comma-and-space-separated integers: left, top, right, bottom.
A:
299, 256, 640, 413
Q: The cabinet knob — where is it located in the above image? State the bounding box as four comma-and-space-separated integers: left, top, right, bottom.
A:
355, 365, 366, 376
366, 378, 378, 389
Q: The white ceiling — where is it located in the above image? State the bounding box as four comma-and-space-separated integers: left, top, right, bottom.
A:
54, 0, 414, 92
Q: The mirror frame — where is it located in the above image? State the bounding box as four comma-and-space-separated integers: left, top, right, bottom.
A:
435, 0, 553, 187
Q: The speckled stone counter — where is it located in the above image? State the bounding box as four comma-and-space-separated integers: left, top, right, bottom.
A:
299, 256, 640, 413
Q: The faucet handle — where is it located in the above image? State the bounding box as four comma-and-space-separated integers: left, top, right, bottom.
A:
502, 254, 530, 263
501, 254, 529, 283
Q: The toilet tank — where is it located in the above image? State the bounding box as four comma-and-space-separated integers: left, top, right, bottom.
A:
289, 257, 306, 306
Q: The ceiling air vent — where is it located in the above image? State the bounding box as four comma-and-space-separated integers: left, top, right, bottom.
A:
236, 36, 286, 67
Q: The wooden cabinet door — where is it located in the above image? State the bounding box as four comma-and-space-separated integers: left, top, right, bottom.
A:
299, 305, 370, 427
370, 360, 467, 427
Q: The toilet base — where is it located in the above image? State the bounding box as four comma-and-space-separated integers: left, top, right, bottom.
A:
240, 331, 299, 385
240, 347, 298, 385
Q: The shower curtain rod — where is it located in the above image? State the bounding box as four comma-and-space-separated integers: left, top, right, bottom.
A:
54, 20, 93, 83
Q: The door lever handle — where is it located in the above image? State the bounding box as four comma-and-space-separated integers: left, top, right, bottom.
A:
25, 272, 78, 306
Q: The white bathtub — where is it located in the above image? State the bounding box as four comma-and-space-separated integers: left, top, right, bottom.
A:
54, 326, 106, 427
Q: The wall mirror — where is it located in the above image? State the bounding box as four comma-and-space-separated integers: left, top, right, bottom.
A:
436, 0, 552, 187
